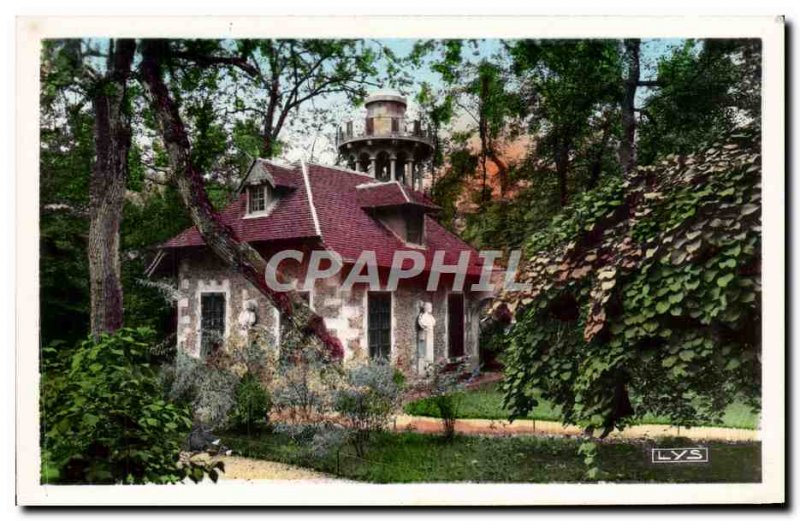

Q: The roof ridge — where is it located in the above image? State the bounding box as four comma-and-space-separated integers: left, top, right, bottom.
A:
257, 157, 299, 171
355, 180, 402, 190
300, 158, 322, 238
306, 161, 375, 179
397, 182, 411, 203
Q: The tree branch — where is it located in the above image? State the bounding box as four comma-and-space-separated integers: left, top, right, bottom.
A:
138, 39, 343, 361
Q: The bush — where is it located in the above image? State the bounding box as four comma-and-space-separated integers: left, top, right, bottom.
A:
41, 328, 200, 484
168, 350, 240, 429
333, 362, 402, 457
229, 373, 271, 434
271, 344, 336, 422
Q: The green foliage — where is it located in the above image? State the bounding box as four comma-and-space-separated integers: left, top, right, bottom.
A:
430, 148, 478, 228
577, 441, 604, 480
229, 373, 271, 434
497, 128, 761, 434
638, 40, 761, 165
41, 328, 196, 484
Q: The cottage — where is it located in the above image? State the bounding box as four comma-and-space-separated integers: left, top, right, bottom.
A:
152, 93, 493, 375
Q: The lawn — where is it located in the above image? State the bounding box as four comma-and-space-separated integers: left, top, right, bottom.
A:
403, 382, 760, 430
224, 430, 761, 483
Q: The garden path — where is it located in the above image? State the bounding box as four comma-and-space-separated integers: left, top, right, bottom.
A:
392, 415, 759, 442
216, 455, 346, 482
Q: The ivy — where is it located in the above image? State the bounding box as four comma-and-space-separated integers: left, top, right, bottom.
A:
495, 126, 761, 435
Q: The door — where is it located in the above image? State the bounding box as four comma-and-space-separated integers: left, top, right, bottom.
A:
368, 292, 392, 360
448, 293, 465, 358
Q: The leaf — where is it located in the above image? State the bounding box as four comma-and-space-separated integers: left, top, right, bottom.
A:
725, 358, 741, 370
668, 292, 684, 304
670, 250, 687, 265
717, 273, 735, 288
685, 239, 702, 254
662, 356, 678, 368
741, 204, 759, 216
656, 301, 670, 314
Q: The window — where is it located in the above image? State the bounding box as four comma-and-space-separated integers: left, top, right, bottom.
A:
200, 293, 226, 357
368, 292, 392, 360
248, 185, 269, 214
366, 117, 374, 136
406, 213, 424, 245
391, 117, 400, 133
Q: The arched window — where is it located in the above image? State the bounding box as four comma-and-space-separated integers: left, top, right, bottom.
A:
375, 151, 391, 182
357, 153, 371, 173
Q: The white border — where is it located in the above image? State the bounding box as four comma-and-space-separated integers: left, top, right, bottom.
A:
15, 15, 784, 506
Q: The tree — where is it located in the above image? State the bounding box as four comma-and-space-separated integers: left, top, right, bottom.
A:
41, 40, 137, 338
410, 41, 522, 201
636, 39, 761, 165
508, 39, 623, 207
619, 39, 641, 176
138, 39, 343, 360
173, 39, 387, 158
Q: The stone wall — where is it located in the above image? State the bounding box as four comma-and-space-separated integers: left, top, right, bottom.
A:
175, 249, 484, 375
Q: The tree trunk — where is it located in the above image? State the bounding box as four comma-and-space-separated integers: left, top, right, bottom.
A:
87, 39, 136, 339
556, 145, 569, 207
620, 39, 640, 177
587, 112, 614, 189
486, 146, 509, 196
138, 39, 343, 360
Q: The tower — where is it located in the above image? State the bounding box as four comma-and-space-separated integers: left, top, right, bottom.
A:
336, 91, 434, 191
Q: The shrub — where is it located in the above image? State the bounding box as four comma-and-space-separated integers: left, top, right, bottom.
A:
333, 362, 402, 457
168, 350, 239, 429
41, 328, 207, 484
271, 344, 336, 422
229, 372, 271, 434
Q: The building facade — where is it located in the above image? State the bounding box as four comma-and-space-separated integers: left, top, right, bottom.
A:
154, 95, 491, 375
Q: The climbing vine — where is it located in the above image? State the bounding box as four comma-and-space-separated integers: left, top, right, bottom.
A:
495, 126, 761, 435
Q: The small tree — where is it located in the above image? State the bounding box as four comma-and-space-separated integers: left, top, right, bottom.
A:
229, 373, 271, 435
415, 358, 472, 440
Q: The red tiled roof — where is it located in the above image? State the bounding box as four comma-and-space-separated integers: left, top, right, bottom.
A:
162, 161, 483, 276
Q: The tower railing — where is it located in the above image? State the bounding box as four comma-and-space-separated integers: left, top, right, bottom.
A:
336, 116, 435, 147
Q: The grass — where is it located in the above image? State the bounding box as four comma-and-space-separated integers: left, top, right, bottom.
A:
403, 382, 760, 430
224, 430, 761, 483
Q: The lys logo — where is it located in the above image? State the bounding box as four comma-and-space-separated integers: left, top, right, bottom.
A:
651, 447, 709, 464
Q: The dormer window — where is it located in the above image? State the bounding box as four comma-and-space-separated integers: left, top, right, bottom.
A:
406, 211, 424, 245
248, 184, 270, 215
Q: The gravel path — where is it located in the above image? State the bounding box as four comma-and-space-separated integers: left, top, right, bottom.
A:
393, 415, 759, 441
218, 455, 343, 482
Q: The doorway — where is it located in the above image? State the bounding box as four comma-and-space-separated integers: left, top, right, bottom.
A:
448, 293, 465, 358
